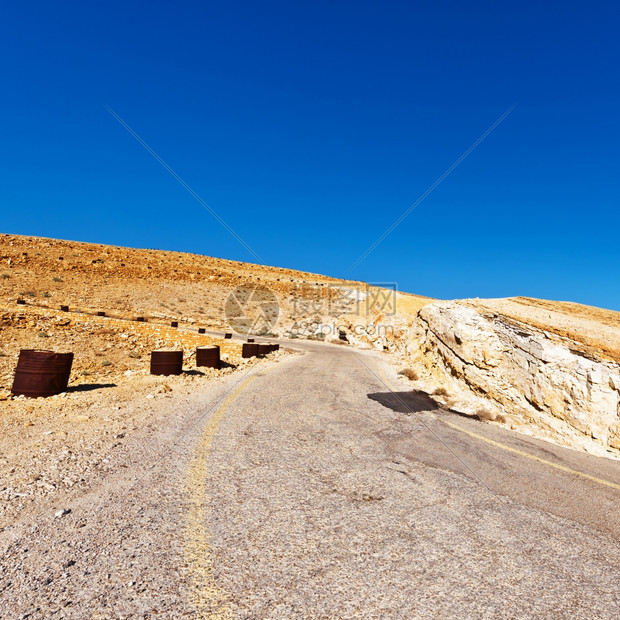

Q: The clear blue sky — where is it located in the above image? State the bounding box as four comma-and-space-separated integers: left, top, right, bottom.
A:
2, 1, 619, 309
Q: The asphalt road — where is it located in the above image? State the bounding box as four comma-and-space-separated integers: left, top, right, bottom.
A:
2, 339, 619, 618
197, 339, 620, 618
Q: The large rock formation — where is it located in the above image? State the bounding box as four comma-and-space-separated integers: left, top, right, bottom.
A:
412, 298, 620, 458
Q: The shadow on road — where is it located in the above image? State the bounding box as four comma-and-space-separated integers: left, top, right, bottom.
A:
368, 390, 440, 414
68, 383, 117, 393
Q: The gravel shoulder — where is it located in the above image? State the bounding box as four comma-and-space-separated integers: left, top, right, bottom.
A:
0, 351, 288, 619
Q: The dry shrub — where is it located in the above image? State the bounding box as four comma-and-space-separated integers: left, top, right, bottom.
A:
398, 368, 418, 381
476, 407, 506, 423
433, 387, 449, 397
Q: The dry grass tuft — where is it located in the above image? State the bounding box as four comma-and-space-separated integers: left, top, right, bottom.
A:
433, 387, 449, 397
476, 407, 506, 423
398, 368, 418, 381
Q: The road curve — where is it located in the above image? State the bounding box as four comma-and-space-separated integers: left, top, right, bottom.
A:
191, 340, 620, 618
1, 340, 619, 618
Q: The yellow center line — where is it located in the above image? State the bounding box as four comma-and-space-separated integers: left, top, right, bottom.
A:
182, 359, 287, 618
376, 362, 620, 491
440, 418, 620, 490
183, 375, 257, 619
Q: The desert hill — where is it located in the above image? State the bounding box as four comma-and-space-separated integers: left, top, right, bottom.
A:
0, 233, 431, 392
2, 232, 620, 462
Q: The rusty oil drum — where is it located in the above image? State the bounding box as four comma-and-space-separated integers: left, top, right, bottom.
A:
97, 311, 106, 317
247, 338, 255, 343
60, 305, 69, 312
171, 321, 178, 328
11, 350, 74, 397
198, 328, 206, 334
257, 343, 271, 356
196, 345, 220, 369
242, 343, 258, 358
224, 333, 232, 339
150, 350, 183, 375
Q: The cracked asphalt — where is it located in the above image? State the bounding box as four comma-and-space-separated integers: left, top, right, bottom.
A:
1, 340, 619, 618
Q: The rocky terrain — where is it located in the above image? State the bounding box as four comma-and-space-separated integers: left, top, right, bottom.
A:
2, 231, 619, 477
401, 298, 620, 459
0, 298, 294, 530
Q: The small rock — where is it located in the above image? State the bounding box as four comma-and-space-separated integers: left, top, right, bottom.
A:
146, 393, 154, 399
55, 508, 71, 518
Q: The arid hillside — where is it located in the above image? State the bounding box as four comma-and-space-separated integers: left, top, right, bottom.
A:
0, 233, 430, 331
0, 233, 355, 327
0, 233, 431, 390
2, 232, 620, 461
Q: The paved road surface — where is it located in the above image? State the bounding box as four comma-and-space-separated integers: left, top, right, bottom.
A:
1, 340, 619, 618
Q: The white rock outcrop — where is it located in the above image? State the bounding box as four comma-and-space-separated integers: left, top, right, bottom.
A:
415, 301, 620, 458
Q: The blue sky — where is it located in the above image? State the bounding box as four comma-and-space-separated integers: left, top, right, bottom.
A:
1, 1, 619, 309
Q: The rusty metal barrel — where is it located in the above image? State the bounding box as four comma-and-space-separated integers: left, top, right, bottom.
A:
224, 333, 232, 339
196, 345, 220, 369
150, 350, 183, 375
198, 328, 206, 334
136, 316, 146, 322
60, 305, 69, 312
257, 343, 271, 356
11, 350, 74, 397
97, 311, 106, 317
247, 338, 255, 343
271, 344, 280, 352
242, 343, 258, 358
16, 299, 25, 305
171, 321, 178, 328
